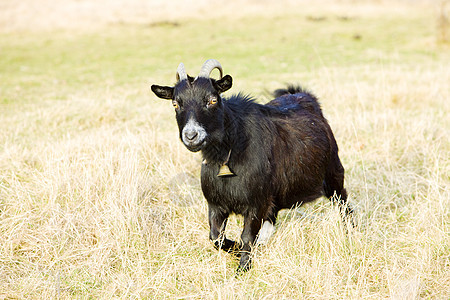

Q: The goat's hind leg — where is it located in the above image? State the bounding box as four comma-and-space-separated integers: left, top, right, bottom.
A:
208, 204, 239, 254
324, 156, 355, 225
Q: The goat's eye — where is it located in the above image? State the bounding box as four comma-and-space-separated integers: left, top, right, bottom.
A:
207, 96, 218, 108
172, 100, 179, 109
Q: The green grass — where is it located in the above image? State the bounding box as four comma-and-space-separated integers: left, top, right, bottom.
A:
1, 9, 443, 103
1, 3, 449, 299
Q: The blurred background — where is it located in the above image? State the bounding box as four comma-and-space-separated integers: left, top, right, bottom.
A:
0, 0, 448, 39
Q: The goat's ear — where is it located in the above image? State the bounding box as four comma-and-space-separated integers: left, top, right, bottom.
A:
151, 85, 174, 100
213, 75, 233, 93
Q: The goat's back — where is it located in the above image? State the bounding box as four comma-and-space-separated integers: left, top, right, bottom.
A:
263, 89, 334, 207
268, 85, 324, 118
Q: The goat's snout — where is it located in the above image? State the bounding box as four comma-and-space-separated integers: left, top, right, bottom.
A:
181, 117, 207, 152
184, 129, 198, 142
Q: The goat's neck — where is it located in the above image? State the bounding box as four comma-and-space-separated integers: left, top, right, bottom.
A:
201, 105, 241, 165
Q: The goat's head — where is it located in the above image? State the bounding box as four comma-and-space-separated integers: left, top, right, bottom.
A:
151, 59, 233, 152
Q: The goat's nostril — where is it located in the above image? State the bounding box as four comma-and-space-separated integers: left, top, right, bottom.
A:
185, 130, 198, 141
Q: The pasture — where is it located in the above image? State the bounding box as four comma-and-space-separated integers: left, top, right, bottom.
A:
0, 1, 449, 298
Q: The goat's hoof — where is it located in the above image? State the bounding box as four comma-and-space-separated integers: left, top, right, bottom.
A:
236, 262, 252, 276
235, 266, 249, 276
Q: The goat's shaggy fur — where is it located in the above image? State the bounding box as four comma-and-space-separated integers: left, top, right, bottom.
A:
151, 61, 353, 272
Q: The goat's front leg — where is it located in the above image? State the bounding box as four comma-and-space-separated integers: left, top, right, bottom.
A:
237, 213, 262, 273
208, 204, 238, 253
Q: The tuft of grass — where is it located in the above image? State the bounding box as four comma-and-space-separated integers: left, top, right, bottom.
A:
0, 1, 449, 298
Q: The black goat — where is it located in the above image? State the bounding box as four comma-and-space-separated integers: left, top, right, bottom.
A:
151, 59, 353, 272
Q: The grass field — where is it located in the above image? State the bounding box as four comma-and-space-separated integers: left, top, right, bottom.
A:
0, 1, 449, 298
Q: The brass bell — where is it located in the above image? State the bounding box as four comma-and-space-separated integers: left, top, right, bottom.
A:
217, 164, 234, 177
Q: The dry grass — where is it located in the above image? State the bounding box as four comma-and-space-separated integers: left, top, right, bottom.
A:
0, 0, 449, 298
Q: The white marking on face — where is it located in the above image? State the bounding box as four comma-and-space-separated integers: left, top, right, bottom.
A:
182, 116, 207, 146
256, 221, 275, 245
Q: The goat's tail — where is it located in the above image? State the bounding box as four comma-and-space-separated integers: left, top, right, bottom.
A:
273, 84, 311, 98
271, 84, 324, 118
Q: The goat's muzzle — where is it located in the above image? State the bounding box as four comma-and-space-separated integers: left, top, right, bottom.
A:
181, 117, 207, 152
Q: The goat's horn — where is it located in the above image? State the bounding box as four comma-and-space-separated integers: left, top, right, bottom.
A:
176, 63, 188, 81
198, 59, 223, 79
